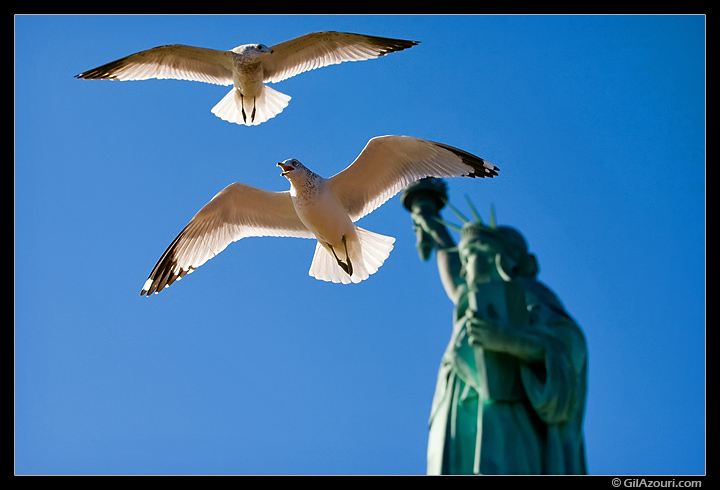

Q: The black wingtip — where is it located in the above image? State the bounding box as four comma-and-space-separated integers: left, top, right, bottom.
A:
359, 34, 420, 56
433, 142, 499, 179
383, 39, 420, 54
477, 162, 500, 178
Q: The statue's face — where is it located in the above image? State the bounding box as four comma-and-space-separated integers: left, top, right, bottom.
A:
460, 250, 479, 284
460, 226, 538, 283
460, 229, 501, 259
459, 239, 496, 284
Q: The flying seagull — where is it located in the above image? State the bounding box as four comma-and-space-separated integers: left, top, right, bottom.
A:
140, 136, 498, 295
75, 31, 418, 126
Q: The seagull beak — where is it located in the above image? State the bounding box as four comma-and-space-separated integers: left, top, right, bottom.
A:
277, 162, 293, 176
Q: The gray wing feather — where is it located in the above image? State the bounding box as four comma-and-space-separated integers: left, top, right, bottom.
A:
141, 183, 312, 296
328, 136, 498, 222
262, 31, 418, 83
76, 44, 234, 85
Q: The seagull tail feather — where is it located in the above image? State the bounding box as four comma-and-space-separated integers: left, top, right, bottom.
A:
355, 227, 395, 277
308, 227, 395, 285
210, 85, 291, 126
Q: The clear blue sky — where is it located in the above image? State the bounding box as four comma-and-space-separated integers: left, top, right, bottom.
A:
15, 15, 705, 475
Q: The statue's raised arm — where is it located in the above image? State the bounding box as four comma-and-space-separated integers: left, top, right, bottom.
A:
401, 178, 463, 304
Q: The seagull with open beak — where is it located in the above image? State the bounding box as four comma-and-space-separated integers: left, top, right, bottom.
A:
140, 135, 498, 295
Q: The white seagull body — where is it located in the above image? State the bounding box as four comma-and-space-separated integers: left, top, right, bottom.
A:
75, 31, 418, 126
140, 136, 499, 296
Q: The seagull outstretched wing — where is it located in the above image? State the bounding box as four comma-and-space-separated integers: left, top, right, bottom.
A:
328, 136, 499, 222
75, 44, 234, 85
263, 31, 418, 84
141, 183, 312, 296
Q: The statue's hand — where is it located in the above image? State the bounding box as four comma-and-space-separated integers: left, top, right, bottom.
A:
411, 208, 439, 232
410, 212, 438, 260
466, 310, 545, 361
412, 209, 453, 245
466, 312, 506, 350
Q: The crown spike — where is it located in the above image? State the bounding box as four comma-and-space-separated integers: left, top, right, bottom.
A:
464, 194, 484, 225
443, 199, 470, 223
489, 204, 497, 229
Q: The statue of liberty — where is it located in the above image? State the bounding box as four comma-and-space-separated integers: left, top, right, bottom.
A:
401, 178, 588, 475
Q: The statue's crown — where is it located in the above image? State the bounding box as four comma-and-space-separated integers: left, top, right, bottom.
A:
460, 221, 488, 241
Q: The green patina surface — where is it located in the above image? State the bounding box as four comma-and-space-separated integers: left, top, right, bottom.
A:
402, 178, 588, 475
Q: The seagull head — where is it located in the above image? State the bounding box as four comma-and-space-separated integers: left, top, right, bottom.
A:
232, 43, 274, 57
277, 158, 306, 177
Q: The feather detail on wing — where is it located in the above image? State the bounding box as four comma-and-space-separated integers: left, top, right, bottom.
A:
75, 44, 234, 85
262, 32, 418, 84
327, 136, 499, 222
141, 183, 312, 296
